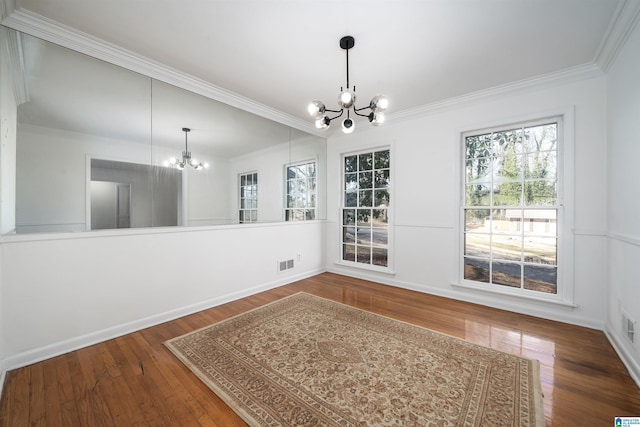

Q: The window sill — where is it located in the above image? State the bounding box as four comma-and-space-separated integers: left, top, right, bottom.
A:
451, 281, 577, 308
334, 260, 396, 276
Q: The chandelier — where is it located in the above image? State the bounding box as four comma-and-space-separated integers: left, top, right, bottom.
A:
308, 36, 388, 134
164, 127, 209, 170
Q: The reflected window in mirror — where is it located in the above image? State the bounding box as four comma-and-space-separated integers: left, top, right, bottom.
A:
285, 161, 317, 221
239, 172, 258, 223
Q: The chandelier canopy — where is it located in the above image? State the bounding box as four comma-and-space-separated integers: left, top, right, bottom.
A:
164, 128, 209, 170
308, 36, 388, 134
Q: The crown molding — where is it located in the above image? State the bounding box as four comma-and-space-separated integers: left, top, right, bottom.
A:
1, 8, 323, 137
594, 0, 640, 71
388, 62, 604, 124
0, 0, 15, 22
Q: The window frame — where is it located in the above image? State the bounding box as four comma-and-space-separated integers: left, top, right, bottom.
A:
238, 171, 258, 224
338, 146, 393, 274
456, 112, 575, 306
284, 159, 317, 222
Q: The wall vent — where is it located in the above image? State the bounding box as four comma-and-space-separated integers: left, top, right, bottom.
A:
622, 311, 635, 344
278, 259, 294, 272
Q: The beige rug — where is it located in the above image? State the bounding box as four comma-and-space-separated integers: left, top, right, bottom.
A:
165, 293, 544, 426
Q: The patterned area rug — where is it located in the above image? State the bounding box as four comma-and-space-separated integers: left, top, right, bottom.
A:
165, 293, 544, 426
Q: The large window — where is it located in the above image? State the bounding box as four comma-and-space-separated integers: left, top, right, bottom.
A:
462, 119, 560, 295
239, 172, 258, 223
285, 161, 317, 221
341, 149, 390, 268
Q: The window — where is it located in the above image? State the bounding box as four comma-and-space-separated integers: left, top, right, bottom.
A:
239, 172, 258, 223
462, 119, 560, 295
285, 161, 317, 221
341, 149, 390, 268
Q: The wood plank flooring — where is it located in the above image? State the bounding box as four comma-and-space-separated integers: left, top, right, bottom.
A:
1, 272, 639, 426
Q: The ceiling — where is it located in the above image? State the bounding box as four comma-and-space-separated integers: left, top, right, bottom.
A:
3, 0, 626, 133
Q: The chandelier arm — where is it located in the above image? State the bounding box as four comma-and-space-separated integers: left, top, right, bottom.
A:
324, 108, 343, 113
352, 107, 371, 118
326, 109, 345, 121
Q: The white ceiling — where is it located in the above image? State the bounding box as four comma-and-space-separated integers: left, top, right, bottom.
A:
4, 0, 626, 131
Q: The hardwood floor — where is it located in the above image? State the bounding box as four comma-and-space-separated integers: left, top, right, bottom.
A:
1, 272, 639, 426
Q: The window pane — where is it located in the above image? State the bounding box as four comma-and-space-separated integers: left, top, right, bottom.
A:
525, 180, 557, 205
343, 244, 356, 262
523, 237, 557, 264
359, 153, 373, 170
523, 209, 556, 236
374, 190, 389, 207
465, 184, 490, 206
345, 155, 357, 173
372, 209, 388, 225
372, 227, 388, 246
359, 190, 372, 207
356, 209, 372, 226
523, 124, 557, 154
524, 265, 557, 294
305, 210, 315, 220
494, 182, 522, 206
374, 150, 390, 169
372, 247, 388, 267
357, 245, 371, 264
491, 261, 521, 288
464, 258, 490, 283
465, 209, 489, 232
465, 134, 492, 159
465, 233, 491, 258
345, 173, 357, 192
465, 157, 492, 184
359, 171, 373, 189
345, 192, 357, 207
492, 128, 523, 156
525, 151, 556, 180
357, 227, 371, 245
492, 234, 522, 261
493, 210, 522, 235
496, 154, 523, 182
343, 209, 355, 225
374, 170, 390, 188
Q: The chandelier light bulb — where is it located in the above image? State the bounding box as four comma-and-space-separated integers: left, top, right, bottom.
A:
370, 112, 386, 126
338, 89, 356, 109
307, 100, 326, 118
315, 116, 330, 130
342, 117, 355, 134
370, 94, 389, 112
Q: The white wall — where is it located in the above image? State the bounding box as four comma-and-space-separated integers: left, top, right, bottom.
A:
0, 220, 325, 369
606, 18, 640, 384
326, 74, 608, 329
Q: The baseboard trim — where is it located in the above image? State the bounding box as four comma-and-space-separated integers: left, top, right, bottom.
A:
0, 361, 6, 400
2, 268, 325, 373
604, 326, 640, 389
326, 266, 604, 330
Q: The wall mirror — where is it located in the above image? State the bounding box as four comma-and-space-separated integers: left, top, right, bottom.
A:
0, 27, 326, 234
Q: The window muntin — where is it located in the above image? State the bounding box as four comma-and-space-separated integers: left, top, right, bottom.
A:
285, 161, 317, 221
342, 149, 390, 268
463, 121, 559, 295
239, 172, 258, 223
